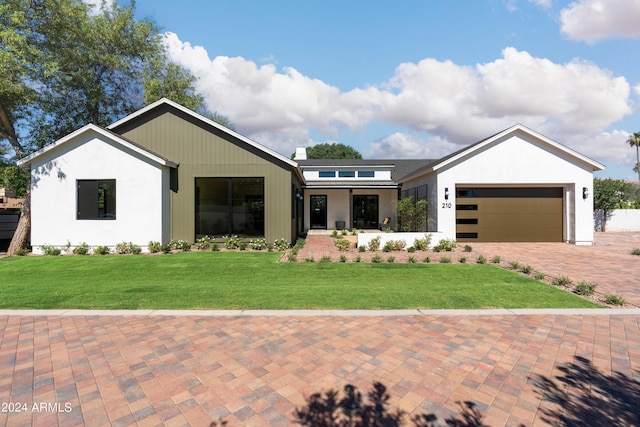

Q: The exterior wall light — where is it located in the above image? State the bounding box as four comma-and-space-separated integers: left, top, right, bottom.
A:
445, 188, 449, 200
582, 187, 589, 199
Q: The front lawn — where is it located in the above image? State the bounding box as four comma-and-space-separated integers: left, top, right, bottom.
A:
0, 252, 602, 309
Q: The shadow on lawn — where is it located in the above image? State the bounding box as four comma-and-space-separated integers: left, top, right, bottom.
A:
532, 355, 640, 427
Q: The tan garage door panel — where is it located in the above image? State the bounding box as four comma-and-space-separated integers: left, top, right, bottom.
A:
456, 187, 563, 242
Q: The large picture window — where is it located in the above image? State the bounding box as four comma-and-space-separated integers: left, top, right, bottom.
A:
77, 180, 116, 220
195, 177, 264, 238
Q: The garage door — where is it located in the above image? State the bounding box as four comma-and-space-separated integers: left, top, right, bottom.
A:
456, 187, 563, 242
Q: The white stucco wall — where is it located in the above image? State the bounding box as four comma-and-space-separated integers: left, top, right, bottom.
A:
29, 131, 171, 253
594, 209, 640, 231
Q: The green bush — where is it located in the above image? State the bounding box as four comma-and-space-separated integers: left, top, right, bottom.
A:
223, 235, 239, 250
604, 293, 626, 306
422, 256, 431, 263
304, 256, 315, 262
491, 255, 501, 264
211, 243, 220, 252
574, 281, 597, 296
508, 261, 522, 270
72, 242, 90, 255
340, 254, 347, 263
367, 236, 381, 252
408, 256, 417, 264
250, 238, 267, 250
239, 242, 248, 251
195, 235, 212, 250
534, 272, 545, 281
335, 239, 351, 251
413, 234, 432, 251
552, 276, 573, 287
463, 244, 473, 252
287, 252, 298, 262
520, 265, 533, 275
358, 245, 366, 253
148, 241, 162, 253
115, 241, 141, 255
273, 238, 290, 251
320, 255, 331, 262
14, 248, 29, 256
170, 239, 191, 251
386, 255, 395, 263
94, 245, 110, 255
41, 244, 61, 256
476, 254, 487, 264
433, 238, 456, 252
631, 248, 640, 255
355, 255, 361, 263
371, 254, 382, 263
459, 256, 467, 264
439, 256, 451, 264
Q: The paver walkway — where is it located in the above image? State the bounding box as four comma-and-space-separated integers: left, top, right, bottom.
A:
1, 311, 639, 426
296, 231, 640, 307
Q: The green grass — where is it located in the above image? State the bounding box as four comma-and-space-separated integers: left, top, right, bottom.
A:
0, 252, 602, 310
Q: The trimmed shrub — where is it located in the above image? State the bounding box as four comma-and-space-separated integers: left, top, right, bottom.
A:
631, 248, 640, 255
250, 238, 267, 250
476, 254, 487, 264
367, 236, 381, 252
433, 238, 456, 252
491, 255, 501, 264
148, 241, 162, 253
439, 256, 451, 264
335, 239, 351, 251
273, 238, 290, 251
223, 235, 239, 250
463, 244, 473, 252
195, 235, 212, 250
574, 281, 597, 296
552, 276, 573, 287
604, 293, 626, 306
73, 242, 90, 255
41, 244, 61, 256
371, 254, 382, 263
94, 245, 110, 255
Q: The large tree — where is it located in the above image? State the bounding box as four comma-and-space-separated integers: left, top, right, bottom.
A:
593, 178, 635, 231
627, 132, 640, 181
0, 0, 204, 255
305, 143, 363, 159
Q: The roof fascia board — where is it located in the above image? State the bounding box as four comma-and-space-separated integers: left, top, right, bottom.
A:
107, 97, 298, 169
18, 124, 178, 168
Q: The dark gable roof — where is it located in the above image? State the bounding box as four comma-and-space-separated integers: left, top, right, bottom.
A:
297, 159, 436, 182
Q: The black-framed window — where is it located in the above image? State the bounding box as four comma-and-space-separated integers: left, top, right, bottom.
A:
77, 180, 116, 220
318, 171, 336, 178
195, 177, 264, 238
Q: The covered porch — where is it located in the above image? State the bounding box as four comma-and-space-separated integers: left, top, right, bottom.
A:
303, 187, 398, 231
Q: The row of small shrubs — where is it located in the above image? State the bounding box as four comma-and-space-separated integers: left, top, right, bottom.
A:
38, 241, 139, 256
287, 238, 306, 261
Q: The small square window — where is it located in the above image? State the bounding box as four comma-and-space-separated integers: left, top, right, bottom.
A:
77, 180, 116, 220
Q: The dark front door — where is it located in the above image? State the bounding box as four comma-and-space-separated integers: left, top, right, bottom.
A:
353, 195, 378, 229
310, 195, 327, 229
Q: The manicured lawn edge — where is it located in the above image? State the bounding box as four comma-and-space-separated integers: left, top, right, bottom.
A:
0, 252, 603, 310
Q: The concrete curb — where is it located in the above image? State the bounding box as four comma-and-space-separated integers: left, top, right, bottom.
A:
1, 308, 640, 316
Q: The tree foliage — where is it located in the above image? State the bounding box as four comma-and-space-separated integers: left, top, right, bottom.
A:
628, 132, 640, 181
0, 0, 206, 253
396, 196, 427, 232
593, 178, 635, 231
305, 143, 363, 159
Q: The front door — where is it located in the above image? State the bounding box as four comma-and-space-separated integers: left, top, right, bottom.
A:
353, 195, 379, 229
310, 195, 327, 229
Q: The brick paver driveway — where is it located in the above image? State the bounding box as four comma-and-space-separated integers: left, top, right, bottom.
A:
1, 232, 639, 426
1, 311, 639, 426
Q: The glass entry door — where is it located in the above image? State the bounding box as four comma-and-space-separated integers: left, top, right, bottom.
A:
310, 195, 327, 229
353, 195, 379, 229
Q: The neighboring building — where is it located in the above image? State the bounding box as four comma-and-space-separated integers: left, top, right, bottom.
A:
0, 188, 23, 241
18, 100, 604, 253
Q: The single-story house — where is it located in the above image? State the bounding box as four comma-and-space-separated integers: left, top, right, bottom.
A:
18, 99, 604, 253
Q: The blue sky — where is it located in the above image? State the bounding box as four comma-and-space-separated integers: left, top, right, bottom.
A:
129, 0, 640, 179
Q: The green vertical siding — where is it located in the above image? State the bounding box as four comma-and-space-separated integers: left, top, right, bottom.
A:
116, 109, 296, 244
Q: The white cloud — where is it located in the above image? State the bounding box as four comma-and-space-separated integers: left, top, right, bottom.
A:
162, 32, 633, 166
560, 0, 640, 42
366, 133, 459, 160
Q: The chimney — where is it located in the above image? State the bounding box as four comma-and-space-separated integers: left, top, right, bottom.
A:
294, 147, 307, 160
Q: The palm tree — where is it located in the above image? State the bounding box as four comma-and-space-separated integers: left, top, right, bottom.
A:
628, 132, 640, 181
